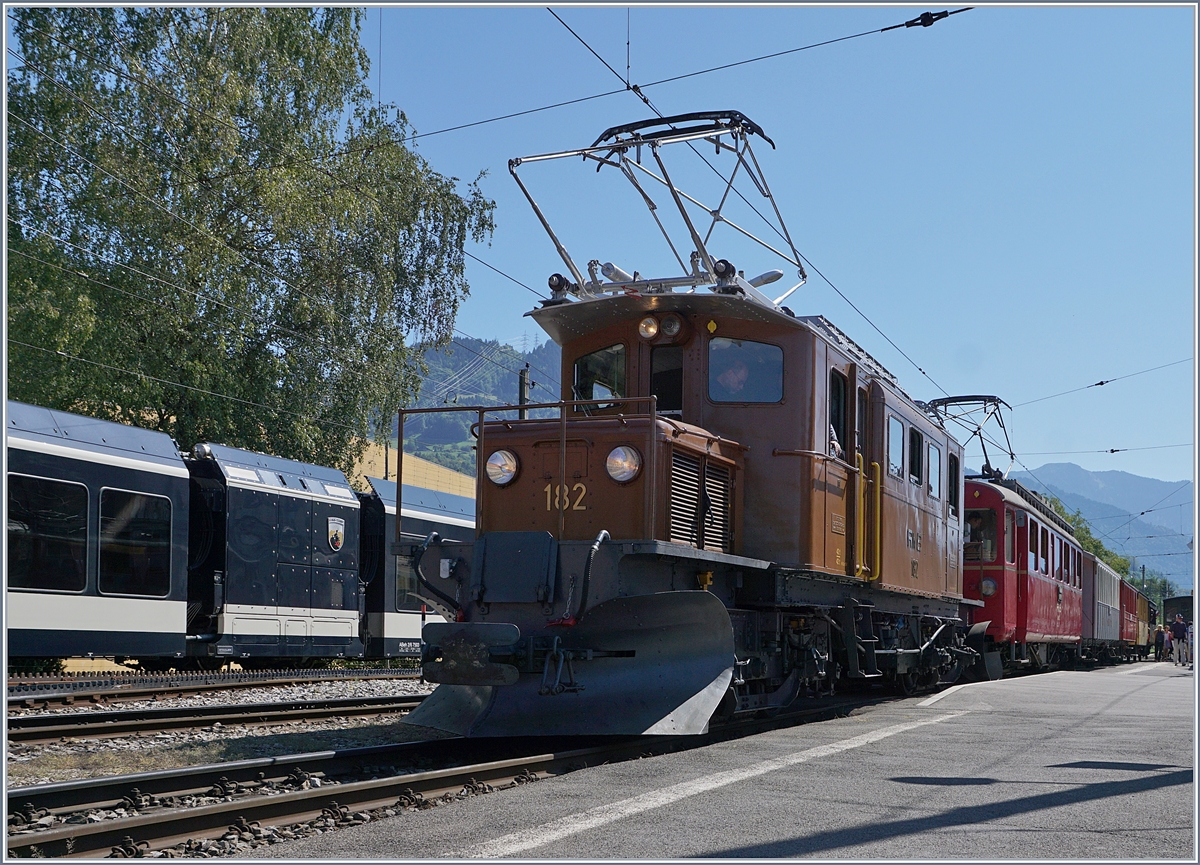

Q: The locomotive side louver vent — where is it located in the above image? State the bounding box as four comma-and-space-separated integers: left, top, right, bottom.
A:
668, 450, 733, 553
669, 452, 702, 547
704, 462, 731, 552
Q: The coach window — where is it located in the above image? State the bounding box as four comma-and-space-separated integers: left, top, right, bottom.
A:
7, 474, 88, 592
928, 443, 942, 498
98, 489, 172, 597
709, 337, 783, 403
829, 369, 848, 459
574, 343, 625, 410
1005, 509, 1016, 563
948, 454, 960, 517
1040, 526, 1050, 574
1028, 517, 1039, 572
887, 416, 905, 478
908, 427, 924, 486
396, 558, 420, 611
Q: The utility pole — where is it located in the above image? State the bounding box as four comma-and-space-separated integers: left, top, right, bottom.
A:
518, 364, 530, 420
1141, 564, 1146, 592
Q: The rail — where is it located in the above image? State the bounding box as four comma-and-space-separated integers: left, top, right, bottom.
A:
7, 695, 426, 744
7, 694, 884, 858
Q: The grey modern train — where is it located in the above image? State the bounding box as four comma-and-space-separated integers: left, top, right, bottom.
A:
5, 400, 473, 669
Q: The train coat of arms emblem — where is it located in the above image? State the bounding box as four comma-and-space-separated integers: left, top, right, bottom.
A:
327, 517, 345, 552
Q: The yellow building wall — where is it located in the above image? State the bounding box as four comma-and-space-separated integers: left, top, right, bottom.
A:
354, 441, 475, 499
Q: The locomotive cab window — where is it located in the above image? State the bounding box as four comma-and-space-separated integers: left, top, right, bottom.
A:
651, 346, 684, 415
908, 428, 924, 485
948, 454, 960, 517
99, 489, 172, 597
856, 388, 868, 454
7, 474, 88, 592
828, 370, 847, 459
573, 343, 626, 410
708, 337, 783, 403
927, 442, 942, 498
887, 416, 904, 478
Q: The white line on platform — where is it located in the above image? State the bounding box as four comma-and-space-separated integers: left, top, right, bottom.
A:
458, 712, 967, 859
1115, 663, 1151, 675
918, 683, 969, 706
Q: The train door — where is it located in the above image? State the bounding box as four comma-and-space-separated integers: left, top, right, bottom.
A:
823, 365, 854, 576
854, 381, 871, 579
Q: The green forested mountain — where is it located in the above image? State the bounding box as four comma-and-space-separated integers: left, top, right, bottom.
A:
401, 337, 561, 475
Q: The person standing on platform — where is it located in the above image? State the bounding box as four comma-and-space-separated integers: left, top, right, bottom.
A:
1169, 614, 1188, 666
1154, 626, 1165, 661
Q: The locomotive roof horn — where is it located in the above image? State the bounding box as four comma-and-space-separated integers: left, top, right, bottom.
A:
508, 110, 807, 311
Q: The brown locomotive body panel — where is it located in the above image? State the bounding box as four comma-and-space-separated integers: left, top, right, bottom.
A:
477, 416, 743, 553
534, 295, 965, 602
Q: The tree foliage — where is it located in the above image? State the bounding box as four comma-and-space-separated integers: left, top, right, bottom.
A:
7, 8, 494, 473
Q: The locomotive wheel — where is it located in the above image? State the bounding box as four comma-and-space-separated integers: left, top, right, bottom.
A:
898, 670, 919, 696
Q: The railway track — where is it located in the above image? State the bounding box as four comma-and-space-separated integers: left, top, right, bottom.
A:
6, 693, 889, 858
6, 695, 427, 745
7, 667, 420, 710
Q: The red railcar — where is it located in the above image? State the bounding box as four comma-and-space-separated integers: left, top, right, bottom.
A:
963, 477, 1082, 671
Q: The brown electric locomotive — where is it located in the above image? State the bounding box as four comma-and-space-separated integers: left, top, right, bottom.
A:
400, 112, 979, 737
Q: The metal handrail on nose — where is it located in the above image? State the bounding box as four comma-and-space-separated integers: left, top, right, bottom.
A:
398, 395, 659, 542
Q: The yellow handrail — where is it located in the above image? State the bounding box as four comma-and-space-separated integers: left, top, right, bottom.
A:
854, 453, 866, 578
870, 461, 882, 581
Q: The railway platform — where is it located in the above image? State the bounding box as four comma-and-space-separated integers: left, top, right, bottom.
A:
245, 662, 1194, 859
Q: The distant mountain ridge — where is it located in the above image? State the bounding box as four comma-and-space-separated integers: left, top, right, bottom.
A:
1008, 463, 1194, 590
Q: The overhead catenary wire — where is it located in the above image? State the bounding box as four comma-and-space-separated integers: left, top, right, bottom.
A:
1014, 358, 1193, 408
547, 7, 953, 398
1018, 443, 1193, 456
8, 8, 973, 181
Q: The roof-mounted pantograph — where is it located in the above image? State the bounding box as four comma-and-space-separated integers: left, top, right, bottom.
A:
509, 111, 808, 312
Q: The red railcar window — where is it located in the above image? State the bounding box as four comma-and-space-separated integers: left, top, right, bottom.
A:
1005, 510, 1015, 563
1040, 526, 1049, 574
1028, 517, 1039, 572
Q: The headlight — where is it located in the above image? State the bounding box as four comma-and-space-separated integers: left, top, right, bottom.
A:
485, 450, 519, 485
606, 446, 642, 482
638, 316, 659, 339
660, 314, 682, 337
980, 578, 997, 598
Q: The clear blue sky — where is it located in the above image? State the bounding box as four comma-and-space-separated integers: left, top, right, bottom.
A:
363, 5, 1195, 485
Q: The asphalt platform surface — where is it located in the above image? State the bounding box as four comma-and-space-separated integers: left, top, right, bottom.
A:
248, 661, 1195, 859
